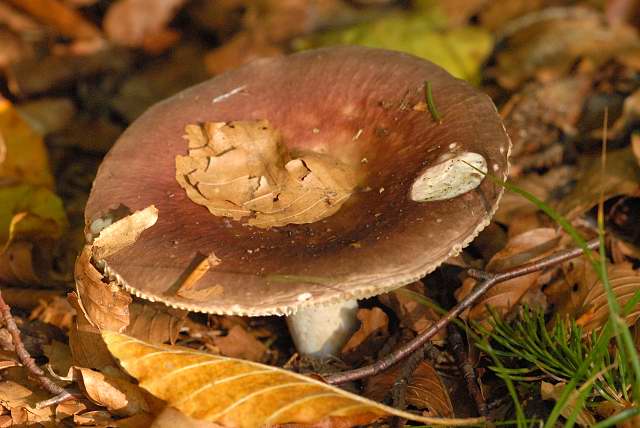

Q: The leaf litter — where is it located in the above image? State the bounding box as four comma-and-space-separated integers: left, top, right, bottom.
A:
0, 0, 638, 426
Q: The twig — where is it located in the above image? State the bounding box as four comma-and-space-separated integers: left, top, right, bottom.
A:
0, 289, 67, 397
325, 239, 600, 384
447, 323, 487, 417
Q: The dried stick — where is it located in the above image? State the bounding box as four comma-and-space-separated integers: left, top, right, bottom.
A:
447, 323, 487, 416
325, 239, 600, 384
0, 289, 66, 396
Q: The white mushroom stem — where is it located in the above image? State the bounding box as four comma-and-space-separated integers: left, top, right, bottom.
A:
286, 299, 359, 357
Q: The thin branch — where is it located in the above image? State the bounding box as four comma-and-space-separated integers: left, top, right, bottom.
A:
447, 323, 487, 416
0, 289, 67, 397
325, 239, 600, 384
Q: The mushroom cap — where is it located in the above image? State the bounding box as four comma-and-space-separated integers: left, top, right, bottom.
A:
85, 46, 510, 316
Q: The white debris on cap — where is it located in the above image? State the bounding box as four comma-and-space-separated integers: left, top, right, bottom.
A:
410, 152, 488, 202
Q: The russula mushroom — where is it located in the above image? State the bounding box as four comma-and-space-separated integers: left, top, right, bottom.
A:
83, 46, 510, 357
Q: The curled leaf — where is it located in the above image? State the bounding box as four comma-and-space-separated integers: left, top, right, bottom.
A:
103, 331, 483, 427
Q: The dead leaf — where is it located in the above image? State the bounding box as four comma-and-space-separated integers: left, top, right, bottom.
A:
340, 307, 389, 364
364, 361, 453, 418
501, 77, 591, 175
573, 262, 640, 333
30, 296, 75, 330
152, 407, 224, 428
214, 325, 267, 362
204, 32, 283, 76
379, 282, 445, 342
556, 146, 640, 219
91, 205, 158, 260
495, 166, 576, 225
74, 410, 115, 426
75, 367, 162, 416
55, 399, 89, 422
541, 381, 595, 427
0, 97, 53, 187
68, 292, 120, 372
6, 0, 102, 40
457, 228, 559, 325
103, 0, 188, 52
176, 121, 356, 228
6, 47, 133, 97
125, 302, 187, 345
103, 331, 483, 427
43, 340, 73, 376
76, 246, 131, 332
494, 7, 639, 89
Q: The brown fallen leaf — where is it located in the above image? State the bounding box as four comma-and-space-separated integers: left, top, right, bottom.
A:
572, 262, 640, 333
74, 410, 115, 426
6, 47, 133, 96
29, 296, 75, 330
456, 228, 559, 325
74, 367, 162, 417
43, 340, 73, 377
6, 0, 102, 40
555, 146, 640, 220
541, 382, 595, 427
103, 0, 188, 52
364, 361, 453, 418
76, 245, 131, 332
501, 77, 591, 176
340, 307, 389, 364
494, 7, 639, 89
103, 331, 483, 427
55, 399, 89, 422
379, 281, 445, 342
67, 292, 120, 373
214, 325, 267, 362
125, 302, 187, 345
152, 407, 224, 428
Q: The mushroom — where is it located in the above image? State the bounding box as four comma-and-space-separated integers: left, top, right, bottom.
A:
84, 46, 510, 357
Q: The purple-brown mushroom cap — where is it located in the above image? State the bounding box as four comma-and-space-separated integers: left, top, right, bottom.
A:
85, 46, 511, 316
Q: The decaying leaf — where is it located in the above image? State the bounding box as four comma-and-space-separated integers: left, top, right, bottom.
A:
0, 375, 54, 425
0, 98, 67, 284
555, 146, 640, 219
74, 366, 162, 417
501, 77, 591, 175
43, 340, 73, 376
340, 307, 389, 364
541, 381, 596, 427
91, 205, 158, 260
103, 0, 188, 51
67, 293, 120, 372
176, 121, 356, 228
151, 406, 223, 428
379, 281, 445, 341
103, 331, 483, 427
7, 0, 102, 40
213, 325, 267, 362
494, 7, 639, 88
457, 228, 559, 325
76, 245, 131, 332
29, 296, 75, 330
549, 258, 640, 333
125, 302, 187, 345
364, 361, 453, 418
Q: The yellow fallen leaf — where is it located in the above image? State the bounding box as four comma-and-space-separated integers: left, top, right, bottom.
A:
0, 184, 66, 249
103, 332, 483, 428
0, 97, 53, 187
